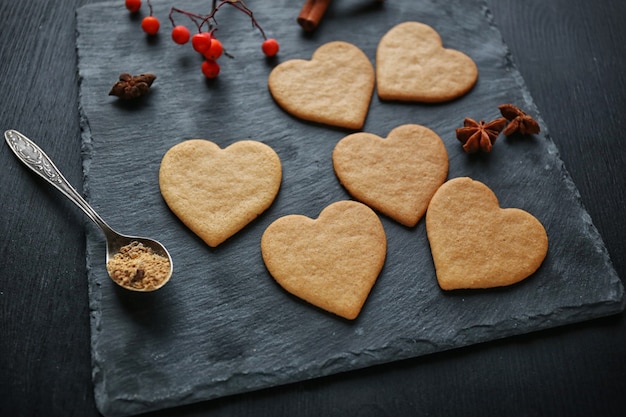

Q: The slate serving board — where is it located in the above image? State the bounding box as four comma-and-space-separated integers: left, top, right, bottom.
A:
76, 0, 625, 416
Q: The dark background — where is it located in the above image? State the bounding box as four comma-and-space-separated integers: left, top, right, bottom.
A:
1, 1, 625, 416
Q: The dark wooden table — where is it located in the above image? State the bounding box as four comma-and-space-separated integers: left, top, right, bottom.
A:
2, 1, 625, 416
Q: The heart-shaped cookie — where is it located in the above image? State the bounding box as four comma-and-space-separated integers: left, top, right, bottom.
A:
159, 139, 282, 247
333, 124, 449, 227
268, 41, 375, 130
376, 21, 478, 102
261, 200, 387, 320
426, 177, 548, 290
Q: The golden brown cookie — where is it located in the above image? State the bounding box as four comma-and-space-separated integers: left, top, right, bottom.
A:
376, 21, 478, 102
426, 177, 548, 290
159, 139, 282, 247
333, 124, 449, 227
261, 200, 387, 320
268, 41, 375, 130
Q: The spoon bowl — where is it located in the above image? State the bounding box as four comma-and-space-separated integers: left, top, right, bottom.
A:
4, 129, 172, 292
104, 232, 173, 292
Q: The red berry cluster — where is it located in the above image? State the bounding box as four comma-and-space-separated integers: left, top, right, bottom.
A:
125, 0, 280, 79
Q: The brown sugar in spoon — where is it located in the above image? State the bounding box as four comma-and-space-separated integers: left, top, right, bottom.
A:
4, 129, 172, 292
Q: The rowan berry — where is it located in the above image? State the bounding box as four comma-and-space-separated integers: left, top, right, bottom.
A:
261, 38, 279, 57
192, 32, 212, 54
141, 16, 160, 35
203, 38, 223, 60
201, 60, 220, 79
125, 0, 141, 13
171, 25, 190, 45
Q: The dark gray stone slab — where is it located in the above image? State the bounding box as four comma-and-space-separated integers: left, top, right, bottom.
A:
76, 0, 624, 416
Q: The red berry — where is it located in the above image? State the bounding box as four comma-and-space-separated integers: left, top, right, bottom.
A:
262, 38, 280, 57
201, 60, 220, 79
191, 32, 212, 54
141, 16, 160, 35
203, 38, 223, 60
125, 0, 141, 13
171, 25, 190, 44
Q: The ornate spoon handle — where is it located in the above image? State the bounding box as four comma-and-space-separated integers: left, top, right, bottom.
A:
4, 129, 113, 235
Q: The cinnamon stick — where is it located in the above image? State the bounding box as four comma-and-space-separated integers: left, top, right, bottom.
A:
297, 0, 332, 32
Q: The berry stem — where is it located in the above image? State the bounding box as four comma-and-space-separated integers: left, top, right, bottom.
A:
169, 7, 207, 32
168, 0, 268, 40
225, 0, 268, 40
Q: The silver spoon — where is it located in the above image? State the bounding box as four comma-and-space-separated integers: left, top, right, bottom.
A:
4, 129, 172, 292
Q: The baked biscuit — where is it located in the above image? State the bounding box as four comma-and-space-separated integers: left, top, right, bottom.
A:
159, 139, 282, 247
376, 22, 478, 102
268, 41, 375, 130
333, 124, 448, 227
426, 177, 548, 290
261, 200, 387, 320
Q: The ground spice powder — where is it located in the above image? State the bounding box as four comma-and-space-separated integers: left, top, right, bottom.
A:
107, 241, 170, 290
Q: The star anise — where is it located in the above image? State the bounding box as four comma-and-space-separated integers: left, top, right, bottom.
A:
455, 117, 507, 153
109, 73, 156, 100
498, 103, 540, 135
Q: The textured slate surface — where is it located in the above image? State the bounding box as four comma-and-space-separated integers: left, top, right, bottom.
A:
76, 0, 624, 416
